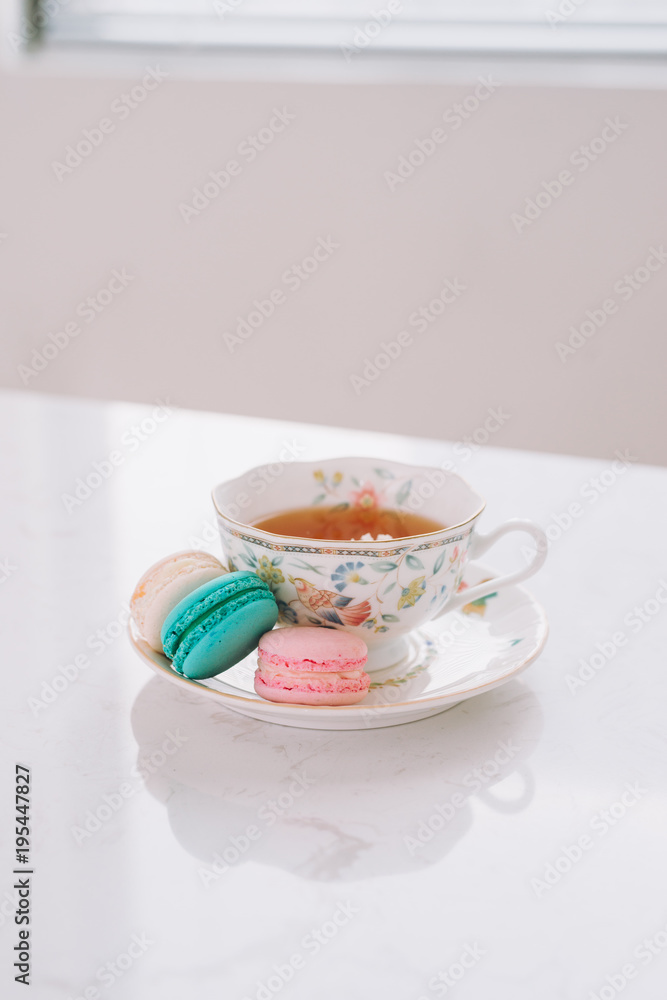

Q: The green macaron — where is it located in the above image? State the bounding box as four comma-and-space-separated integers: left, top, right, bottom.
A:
160, 571, 278, 680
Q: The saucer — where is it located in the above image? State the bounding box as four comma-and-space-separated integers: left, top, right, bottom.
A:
127, 562, 548, 731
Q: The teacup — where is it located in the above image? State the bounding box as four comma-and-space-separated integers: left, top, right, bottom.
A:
212, 457, 547, 671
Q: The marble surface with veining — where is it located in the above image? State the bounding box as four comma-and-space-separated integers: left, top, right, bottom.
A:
3, 390, 667, 1000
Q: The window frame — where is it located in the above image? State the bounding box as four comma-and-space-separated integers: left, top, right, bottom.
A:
4, 0, 667, 90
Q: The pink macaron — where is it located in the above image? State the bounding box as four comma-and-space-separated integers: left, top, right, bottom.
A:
255, 627, 370, 706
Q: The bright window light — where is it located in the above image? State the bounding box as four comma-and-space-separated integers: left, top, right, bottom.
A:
35, 0, 667, 52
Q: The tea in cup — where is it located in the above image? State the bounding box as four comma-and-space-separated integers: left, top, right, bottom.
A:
212, 457, 546, 671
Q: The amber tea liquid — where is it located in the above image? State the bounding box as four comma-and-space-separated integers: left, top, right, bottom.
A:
252, 505, 445, 541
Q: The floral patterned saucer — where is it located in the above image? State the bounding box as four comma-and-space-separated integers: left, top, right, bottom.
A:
128, 563, 548, 731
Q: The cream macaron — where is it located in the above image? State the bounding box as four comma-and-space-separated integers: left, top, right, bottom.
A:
130, 550, 227, 652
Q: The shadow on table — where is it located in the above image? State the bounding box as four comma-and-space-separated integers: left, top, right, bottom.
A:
131, 676, 543, 882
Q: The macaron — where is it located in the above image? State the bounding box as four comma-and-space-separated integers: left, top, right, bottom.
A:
161, 571, 279, 680
254, 627, 370, 706
130, 550, 227, 652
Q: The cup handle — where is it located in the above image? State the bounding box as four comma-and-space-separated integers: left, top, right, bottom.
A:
437, 518, 547, 617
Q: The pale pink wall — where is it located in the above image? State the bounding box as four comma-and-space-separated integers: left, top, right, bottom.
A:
2, 66, 666, 463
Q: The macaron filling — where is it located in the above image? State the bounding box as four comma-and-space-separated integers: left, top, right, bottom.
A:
256, 659, 366, 685
257, 651, 369, 673
257, 627, 368, 673
163, 574, 267, 651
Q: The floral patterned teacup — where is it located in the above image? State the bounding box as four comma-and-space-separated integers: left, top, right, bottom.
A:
212, 458, 547, 671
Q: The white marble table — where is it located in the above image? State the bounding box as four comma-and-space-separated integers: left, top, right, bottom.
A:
3, 389, 667, 1000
